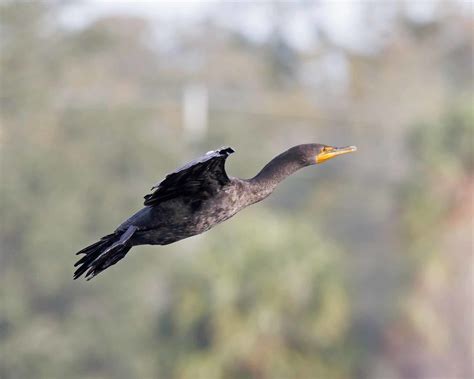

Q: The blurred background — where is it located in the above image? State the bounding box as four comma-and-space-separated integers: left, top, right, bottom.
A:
1, 1, 472, 378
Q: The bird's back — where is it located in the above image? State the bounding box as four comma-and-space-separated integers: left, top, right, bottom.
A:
118, 178, 249, 246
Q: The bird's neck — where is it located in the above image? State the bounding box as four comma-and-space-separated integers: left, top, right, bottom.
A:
247, 149, 307, 203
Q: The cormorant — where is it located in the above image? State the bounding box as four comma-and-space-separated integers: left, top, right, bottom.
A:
74, 143, 357, 280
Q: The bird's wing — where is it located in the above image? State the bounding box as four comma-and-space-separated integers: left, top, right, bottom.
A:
143, 147, 235, 206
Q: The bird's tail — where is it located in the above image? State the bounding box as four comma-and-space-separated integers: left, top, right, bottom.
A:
73, 226, 137, 280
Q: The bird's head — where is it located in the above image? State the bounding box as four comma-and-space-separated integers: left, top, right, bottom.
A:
294, 143, 358, 165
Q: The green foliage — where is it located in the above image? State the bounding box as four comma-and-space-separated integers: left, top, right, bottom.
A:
408, 101, 474, 174
401, 103, 474, 263
152, 213, 350, 379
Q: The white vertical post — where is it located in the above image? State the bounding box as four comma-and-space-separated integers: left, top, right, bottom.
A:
183, 83, 208, 141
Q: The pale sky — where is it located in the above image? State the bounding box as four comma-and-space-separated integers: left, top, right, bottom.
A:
59, 0, 453, 54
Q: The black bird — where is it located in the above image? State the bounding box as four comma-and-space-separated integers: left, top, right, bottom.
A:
74, 143, 357, 280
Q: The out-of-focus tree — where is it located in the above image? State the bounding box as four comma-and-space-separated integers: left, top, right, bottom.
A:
373, 103, 473, 379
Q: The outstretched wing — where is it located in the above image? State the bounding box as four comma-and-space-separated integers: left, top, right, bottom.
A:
143, 147, 235, 207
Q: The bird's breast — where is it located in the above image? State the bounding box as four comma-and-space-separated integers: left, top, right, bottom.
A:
190, 185, 247, 232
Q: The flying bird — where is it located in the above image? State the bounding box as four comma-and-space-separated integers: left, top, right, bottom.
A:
74, 143, 357, 280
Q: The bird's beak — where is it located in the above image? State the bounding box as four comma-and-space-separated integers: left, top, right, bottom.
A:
316, 145, 357, 164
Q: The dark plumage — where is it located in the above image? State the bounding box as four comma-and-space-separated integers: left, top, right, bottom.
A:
74, 143, 356, 280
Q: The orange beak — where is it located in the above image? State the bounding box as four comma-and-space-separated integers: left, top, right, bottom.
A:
316, 145, 357, 164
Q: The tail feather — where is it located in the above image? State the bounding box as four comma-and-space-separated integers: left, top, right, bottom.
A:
74, 228, 136, 280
